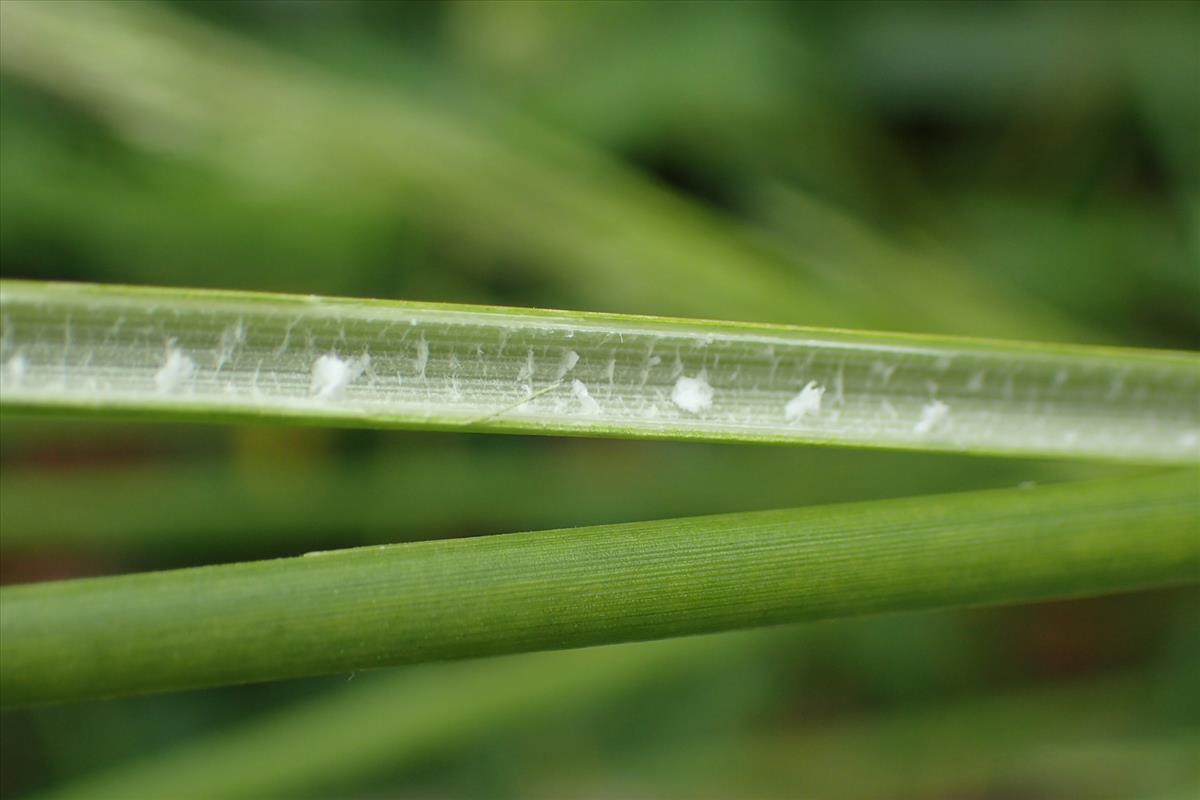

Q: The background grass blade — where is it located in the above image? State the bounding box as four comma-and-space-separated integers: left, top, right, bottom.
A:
3, 470, 1197, 707
30, 634, 754, 800
0, 0, 1109, 344
33, 637, 1187, 800
3, 280, 1198, 463
0, 442, 1134, 563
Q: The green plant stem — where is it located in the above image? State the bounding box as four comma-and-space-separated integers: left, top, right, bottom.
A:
3, 281, 1198, 462
3, 470, 1197, 707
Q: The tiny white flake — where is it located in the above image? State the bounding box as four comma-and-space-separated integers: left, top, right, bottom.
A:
913, 400, 950, 434
215, 319, 246, 371
571, 379, 600, 415
155, 342, 195, 393
517, 349, 535, 396
1180, 432, 1199, 450
1107, 370, 1128, 400
784, 381, 824, 421
415, 335, 429, 378
671, 351, 685, 379
556, 349, 580, 380
870, 361, 897, 384
967, 371, 986, 392
639, 354, 662, 386
310, 353, 369, 400
3, 352, 27, 387
671, 372, 714, 414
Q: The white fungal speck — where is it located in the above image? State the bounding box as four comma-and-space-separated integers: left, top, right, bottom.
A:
639, 354, 662, 386
3, 352, 27, 387
155, 342, 195, 393
1107, 370, 1127, 400
784, 381, 824, 421
571, 379, 600, 415
967, 371, 986, 392
1180, 432, 1199, 450
913, 400, 950, 434
517, 348, 535, 396
880, 398, 898, 419
870, 361, 897, 384
215, 319, 246, 371
671, 372, 714, 414
310, 353, 368, 400
556, 349, 580, 380
415, 335, 429, 378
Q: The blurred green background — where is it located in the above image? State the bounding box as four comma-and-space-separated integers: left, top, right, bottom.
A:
1, 1, 1197, 797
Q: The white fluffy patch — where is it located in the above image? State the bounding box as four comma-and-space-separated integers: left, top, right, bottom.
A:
784, 381, 824, 421
913, 400, 950, 434
571, 379, 600, 415
556, 349, 580, 380
155, 343, 195, 393
415, 335, 429, 378
310, 353, 369, 400
671, 372, 713, 414
3, 352, 27, 387
516, 348, 535, 397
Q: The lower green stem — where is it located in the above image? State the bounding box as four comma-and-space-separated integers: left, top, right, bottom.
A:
2, 470, 1197, 707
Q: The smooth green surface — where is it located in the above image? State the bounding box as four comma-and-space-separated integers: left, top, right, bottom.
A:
3, 470, 1197, 707
3, 281, 1198, 462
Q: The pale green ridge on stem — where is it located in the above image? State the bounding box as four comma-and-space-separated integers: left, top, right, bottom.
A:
3, 470, 1197, 706
2, 281, 1198, 462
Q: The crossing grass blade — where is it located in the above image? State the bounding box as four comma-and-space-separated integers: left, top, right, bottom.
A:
3, 470, 1196, 706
